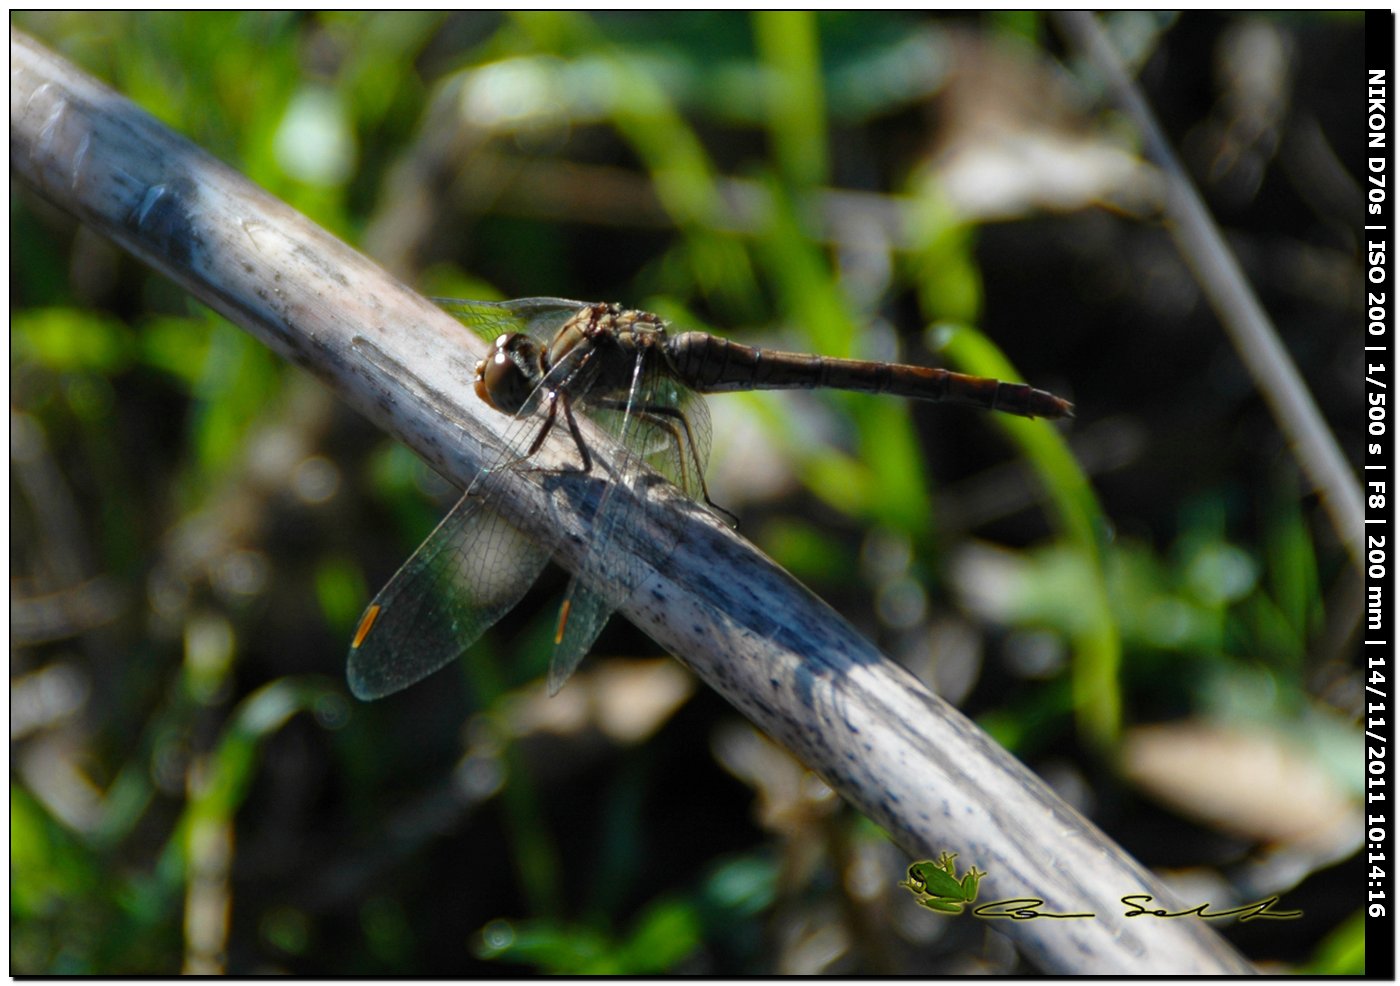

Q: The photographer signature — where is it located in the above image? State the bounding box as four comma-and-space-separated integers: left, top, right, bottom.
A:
899, 857, 1302, 922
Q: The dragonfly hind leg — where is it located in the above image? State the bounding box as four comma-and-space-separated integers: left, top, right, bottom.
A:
632, 402, 739, 529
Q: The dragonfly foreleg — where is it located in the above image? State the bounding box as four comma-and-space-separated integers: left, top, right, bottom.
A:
559, 393, 593, 474
485, 390, 590, 480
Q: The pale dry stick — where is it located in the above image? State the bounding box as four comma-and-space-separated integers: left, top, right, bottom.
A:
11, 29, 1254, 974
1057, 11, 1365, 571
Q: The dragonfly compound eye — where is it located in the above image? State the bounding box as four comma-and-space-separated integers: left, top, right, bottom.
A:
475, 333, 544, 415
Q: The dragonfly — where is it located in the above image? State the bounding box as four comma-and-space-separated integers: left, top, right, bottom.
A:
346, 297, 1072, 701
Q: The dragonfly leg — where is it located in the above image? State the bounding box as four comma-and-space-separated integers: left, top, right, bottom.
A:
559, 392, 593, 474
482, 392, 594, 484
655, 406, 737, 525
489, 389, 589, 476
523, 393, 559, 458
598, 398, 739, 528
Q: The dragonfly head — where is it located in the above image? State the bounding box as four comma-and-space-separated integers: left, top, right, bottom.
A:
475, 333, 546, 416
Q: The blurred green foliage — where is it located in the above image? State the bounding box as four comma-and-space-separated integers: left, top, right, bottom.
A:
11, 10, 1363, 975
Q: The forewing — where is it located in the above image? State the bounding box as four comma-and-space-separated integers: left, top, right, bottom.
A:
351, 297, 620, 701
347, 491, 550, 700
416, 301, 712, 697
434, 297, 590, 346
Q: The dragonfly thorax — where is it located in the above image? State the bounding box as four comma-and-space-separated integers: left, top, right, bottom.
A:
475, 332, 547, 415
546, 302, 669, 394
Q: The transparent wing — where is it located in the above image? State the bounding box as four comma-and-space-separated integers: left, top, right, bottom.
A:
350, 298, 611, 701
434, 297, 590, 346
582, 346, 712, 499
547, 345, 710, 693
347, 489, 550, 700
545, 583, 614, 696
357, 298, 713, 699
626, 378, 713, 499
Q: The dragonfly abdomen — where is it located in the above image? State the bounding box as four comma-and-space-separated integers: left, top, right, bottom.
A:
665, 332, 1072, 420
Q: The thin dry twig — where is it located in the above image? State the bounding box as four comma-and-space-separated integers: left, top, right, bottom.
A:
11, 28, 1254, 974
1056, 11, 1364, 571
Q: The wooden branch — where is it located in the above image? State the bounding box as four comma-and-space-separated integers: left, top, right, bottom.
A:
11, 28, 1255, 974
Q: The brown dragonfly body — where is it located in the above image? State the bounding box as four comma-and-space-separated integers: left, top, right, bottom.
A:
348, 297, 1072, 701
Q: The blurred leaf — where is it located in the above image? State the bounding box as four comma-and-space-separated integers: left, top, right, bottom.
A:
905, 189, 983, 325
1263, 474, 1324, 654
159, 679, 336, 884
1298, 908, 1365, 974
759, 516, 857, 582
316, 555, 370, 637
476, 896, 701, 974
10, 785, 99, 917
937, 321, 1119, 746
13, 308, 133, 373
616, 898, 702, 972
753, 11, 829, 189
700, 852, 777, 918
137, 314, 215, 385
976, 677, 1075, 753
